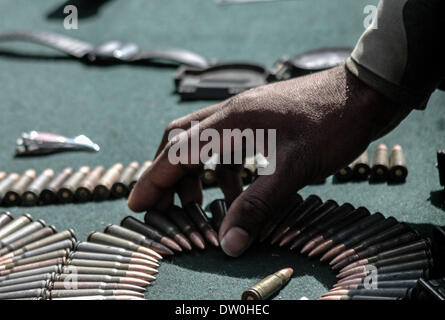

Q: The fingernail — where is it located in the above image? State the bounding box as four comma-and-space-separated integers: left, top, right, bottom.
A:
221, 227, 250, 257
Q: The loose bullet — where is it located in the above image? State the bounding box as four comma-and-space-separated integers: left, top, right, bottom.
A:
49, 288, 144, 299
88, 231, 162, 261
208, 199, 228, 231
0, 219, 46, 249
74, 241, 158, 264
0, 173, 20, 204
331, 222, 411, 269
371, 144, 389, 181
166, 205, 206, 249
259, 194, 303, 243
389, 145, 408, 182
75, 166, 105, 202
129, 161, 152, 191
279, 200, 338, 247
242, 268, 293, 300
321, 216, 398, 262
68, 251, 159, 269
0, 212, 13, 229
93, 163, 123, 201
291, 203, 355, 251
111, 162, 139, 198
40, 168, 73, 204
121, 216, 182, 253
145, 210, 194, 250
352, 150, 371, 180
22, 169, 54, 206
55, 273, 150, 288
58, 166, 91, 203
0, 214, 33, 240
270, 195, 322, 245
3, 170, 36, 206
62, 265, 156, 282
104, 224, 172, 256
51, 281, 145, 293
303, 207, 370, 256
183, 202, 219, 247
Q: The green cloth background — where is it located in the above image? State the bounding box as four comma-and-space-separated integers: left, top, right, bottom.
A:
0, 0, 444, 300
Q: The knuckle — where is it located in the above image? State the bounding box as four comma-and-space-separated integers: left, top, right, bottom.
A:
165, 119, 183, 133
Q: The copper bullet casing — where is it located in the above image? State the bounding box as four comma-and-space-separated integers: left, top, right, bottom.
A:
22, 169, 54, 206
75, 166, 105, 202
242, 268, 293, 300
111, 162, 139, 198
94, 163, 123, 201
40, 168, 73, 204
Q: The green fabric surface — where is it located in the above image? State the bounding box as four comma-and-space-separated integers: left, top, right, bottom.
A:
0, 0, 444, 300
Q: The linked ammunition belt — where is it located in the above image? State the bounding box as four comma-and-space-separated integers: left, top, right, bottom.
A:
1, 192, 440, 300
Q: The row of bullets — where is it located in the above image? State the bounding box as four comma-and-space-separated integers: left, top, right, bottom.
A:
0, 161, 153, 207
258, 194, 432, 300
335, 144, 408, 183
0, 199, 227, 300
0, 212, 166, 300
0, 156, 260, 207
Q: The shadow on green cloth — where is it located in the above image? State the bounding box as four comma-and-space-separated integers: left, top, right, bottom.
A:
429, 190, 445, 211
166, 242, 337, 288
46, 0, 114, 20
166, 221, 442, 288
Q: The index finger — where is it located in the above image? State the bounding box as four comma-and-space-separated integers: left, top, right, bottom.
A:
128, 133, 192, 212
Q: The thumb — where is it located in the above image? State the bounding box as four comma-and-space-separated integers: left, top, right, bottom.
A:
219, 166, 297, 257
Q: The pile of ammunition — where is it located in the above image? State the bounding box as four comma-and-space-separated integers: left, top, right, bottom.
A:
0, 199, 225, 300
0, 212, 164, 300
0, 161, 152, 207
1, 193, 435, 300
260, 193, 432, 300
335, 144, 408, 183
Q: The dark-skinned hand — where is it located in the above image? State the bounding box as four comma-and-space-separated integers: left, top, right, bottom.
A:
128, 65, 412, 257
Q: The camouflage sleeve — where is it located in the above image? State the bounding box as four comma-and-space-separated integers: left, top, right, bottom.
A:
346, 0, 445, 110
